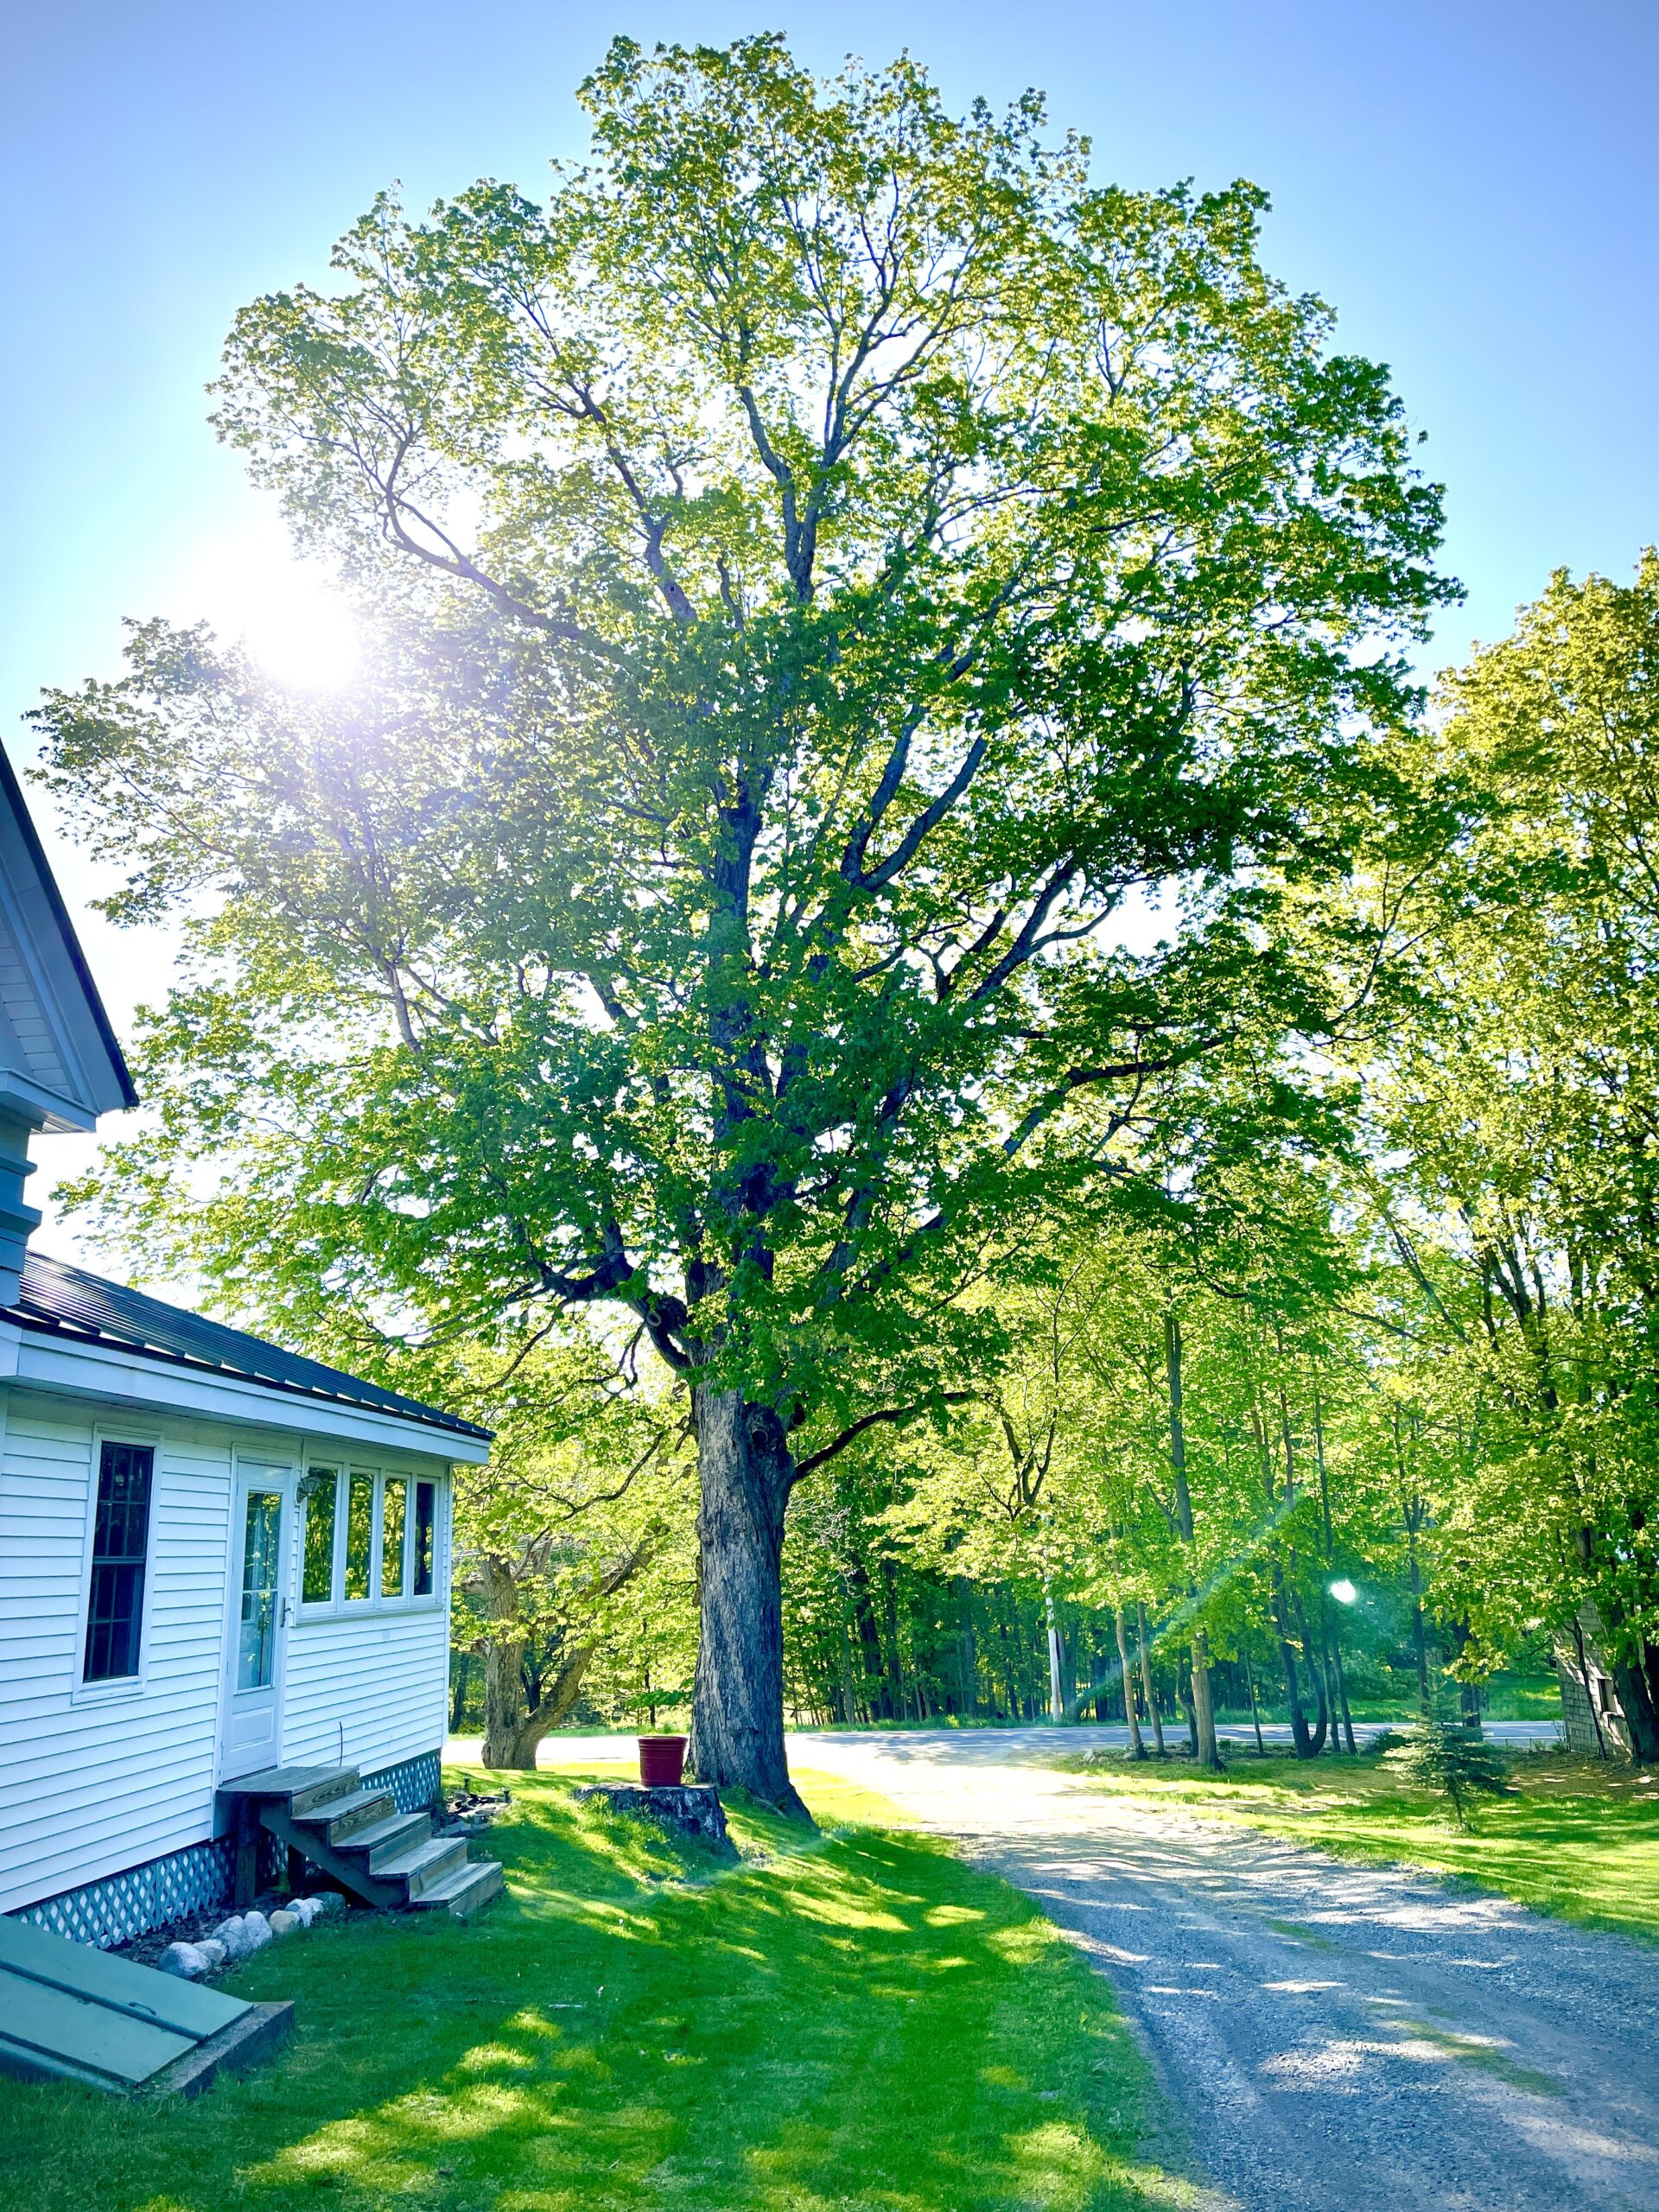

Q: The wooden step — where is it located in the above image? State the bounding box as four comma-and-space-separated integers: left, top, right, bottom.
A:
223, 1759, 502, 1924
373, 1834, 469, 1901
219, 1764, 360, 1820
257, 1802, 403, 1909
411, 1859, 505, 1920
348, 1811, 433, 1869
289, 1787, 397, 1847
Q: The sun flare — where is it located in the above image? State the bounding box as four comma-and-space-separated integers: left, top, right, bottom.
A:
176, 519, 359, 690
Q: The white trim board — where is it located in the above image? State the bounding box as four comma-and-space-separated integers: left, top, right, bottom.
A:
0, 1323, 486, 1462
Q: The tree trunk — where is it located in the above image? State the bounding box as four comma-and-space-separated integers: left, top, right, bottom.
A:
1137, 1604, 1166, 1756
496, 1646, 596, 1767
1190, 1631, 1220, 1769
1116, 1606, 1145, 1757
1164, 1310, 1220, 1769
1407, 1515, 1431, 1710
1331, 1624, 1357, 1755
1291, 1591, 1330, 1756
1612, 1646, 1659, 1764
1177, 1663, 1198, 1755
1280, 1634, 1315, 1757
1045, 1581, 1066, 1724
479, 1553, 531, 1767
686, 1384, 810, 1817
449, 1649, 473, 1733
1243, 1651, 1267, 1754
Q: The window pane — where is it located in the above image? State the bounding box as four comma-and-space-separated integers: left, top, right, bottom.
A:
380, 1478, 407, 1598
344, 1472, 374, 1599
412, 1482, 436, 1597
302, 1471, 339, 1603
237, 1491, 283, 1690
83, 1442, 154, 1682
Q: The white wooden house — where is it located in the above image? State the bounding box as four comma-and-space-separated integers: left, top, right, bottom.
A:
0, 750, 493, 1944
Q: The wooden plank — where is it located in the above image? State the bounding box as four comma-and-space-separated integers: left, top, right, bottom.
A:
0, 1966, 194, 2088
141, 1999, 294, 2101
217, 1763, 345, 1798
0, 1916, 249, 2038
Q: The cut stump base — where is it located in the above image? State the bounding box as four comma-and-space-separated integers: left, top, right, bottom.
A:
575, 1782, 734, 1855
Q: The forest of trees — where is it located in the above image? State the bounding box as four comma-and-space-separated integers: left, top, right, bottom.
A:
30, 41, 1659, 1784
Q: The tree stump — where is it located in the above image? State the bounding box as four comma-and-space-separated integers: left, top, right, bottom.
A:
574, 1783, 734, 1854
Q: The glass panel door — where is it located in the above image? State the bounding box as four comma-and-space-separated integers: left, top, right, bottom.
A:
237, 1490, 283, 1690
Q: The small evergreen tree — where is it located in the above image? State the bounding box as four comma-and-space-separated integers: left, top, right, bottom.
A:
1386, 1707, 1510, 1825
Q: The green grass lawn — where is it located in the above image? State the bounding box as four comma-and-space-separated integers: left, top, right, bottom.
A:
0, 1765, 1192, 2212
1060, 1745, 1659, 1942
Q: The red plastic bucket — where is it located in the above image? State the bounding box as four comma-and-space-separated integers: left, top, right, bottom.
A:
639, 1734, 687, 1787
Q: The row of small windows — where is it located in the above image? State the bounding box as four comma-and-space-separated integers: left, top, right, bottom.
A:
80, 1443, 442, 1686
300, 1466, 437, 1607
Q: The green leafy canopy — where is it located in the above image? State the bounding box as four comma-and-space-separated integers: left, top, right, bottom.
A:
33, 35, 1452, 1460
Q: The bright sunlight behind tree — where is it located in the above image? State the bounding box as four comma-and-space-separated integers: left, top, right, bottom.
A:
33, 35, 1449, 1807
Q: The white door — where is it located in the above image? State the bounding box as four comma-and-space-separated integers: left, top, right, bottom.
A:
220, 1461, 294, 1780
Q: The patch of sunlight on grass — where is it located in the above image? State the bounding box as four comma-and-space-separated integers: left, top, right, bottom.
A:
1, 1766, 1185, 2212
1008, 2119, 1114, 2209
790, 1891, 912, 1930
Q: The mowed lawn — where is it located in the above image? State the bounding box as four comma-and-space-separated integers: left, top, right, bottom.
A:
0, 1766, 1190, 2212
1065, 1746, 1659, 1942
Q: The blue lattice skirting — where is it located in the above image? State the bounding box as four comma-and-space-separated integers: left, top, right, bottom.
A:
13, 1748, 445, 1948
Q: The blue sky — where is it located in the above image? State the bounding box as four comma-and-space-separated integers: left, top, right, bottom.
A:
3, 0, 1656, 1255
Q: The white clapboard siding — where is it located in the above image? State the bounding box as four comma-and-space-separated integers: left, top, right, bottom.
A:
0, 1401, 233, 1916
282, 1605, 448, 1776
0, 1376, 458, 1917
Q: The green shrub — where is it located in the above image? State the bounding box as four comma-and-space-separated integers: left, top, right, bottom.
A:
1386, 1713, 1511, 1825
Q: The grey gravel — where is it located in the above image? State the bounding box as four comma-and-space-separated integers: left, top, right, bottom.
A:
794, 1731, 1659, 2212
475, 1721, 1657, 2209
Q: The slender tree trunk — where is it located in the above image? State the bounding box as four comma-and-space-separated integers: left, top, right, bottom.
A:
880, 1555, 906, 1719
1190, 1632, 1219, 1767
1292, 1591, 1330, 1756
1178, 1664, 1198, 1756
1137, 1604, 1166, 1756
850, 1564, 887, 1718
1279, 1635, 1314, 1757
957, 1580, 978, 1719
1045, 1580, 1066, 1724
1165, 1309, 1220, 1769
1116, 1606, 1145, 1758
1243, 1652, 1267, 1755
687, 1384, 809, 1817
449, 1650, 474, 1734
1331, 1624, 1357, 1755
1409, 1544, 1431, 1710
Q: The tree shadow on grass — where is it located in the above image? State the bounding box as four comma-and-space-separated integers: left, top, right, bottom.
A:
0, 1778, 1197, 2212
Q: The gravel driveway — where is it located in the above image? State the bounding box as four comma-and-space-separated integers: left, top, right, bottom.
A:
789, 1728, 1659, 2212
513, 1723, 1657, 2209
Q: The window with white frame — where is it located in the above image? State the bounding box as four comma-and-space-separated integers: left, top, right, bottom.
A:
296, 1464, 442, 1612
82, 1440, 156, 1681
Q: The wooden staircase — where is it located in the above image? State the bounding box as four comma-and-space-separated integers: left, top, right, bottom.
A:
219, 1765, 504, 1921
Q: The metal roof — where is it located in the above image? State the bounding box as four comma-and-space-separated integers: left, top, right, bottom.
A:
5, 1251, 491, 1441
